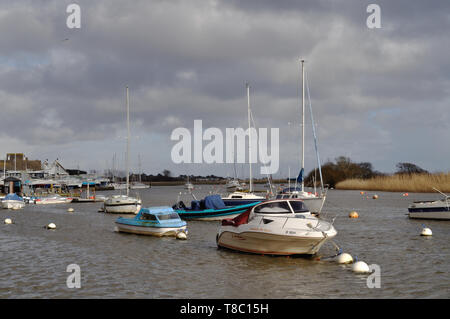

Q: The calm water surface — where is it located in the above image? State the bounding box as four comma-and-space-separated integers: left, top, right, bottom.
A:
1, 186, 449, 298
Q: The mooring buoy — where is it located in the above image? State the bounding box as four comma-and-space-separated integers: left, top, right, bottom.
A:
4, 218, 13, 224
352, 260, 370, 273
349, 211, 359, 218
336, 253, 353, 264
67, 208, 74, 212
46, 223, 57, 230
421, 225, 432, 236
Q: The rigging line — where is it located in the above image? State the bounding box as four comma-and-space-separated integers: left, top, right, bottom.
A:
249, 108, 274, 191
305, 70, 324, 194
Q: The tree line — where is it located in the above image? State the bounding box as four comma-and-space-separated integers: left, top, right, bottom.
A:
304, 156, 429, 188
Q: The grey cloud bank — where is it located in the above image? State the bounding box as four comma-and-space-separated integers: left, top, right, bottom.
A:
0, 0, 449, 176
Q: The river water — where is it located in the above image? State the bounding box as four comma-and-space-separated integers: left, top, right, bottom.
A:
1, 186, 449, 298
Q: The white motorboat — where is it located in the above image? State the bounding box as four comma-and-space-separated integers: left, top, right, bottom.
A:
408, 191, 450, 220
130, 182, 150, 189
34, 194, 73, 205
103, 194, 142, 214
217, 199, 337, 256
1, 193, 25, 210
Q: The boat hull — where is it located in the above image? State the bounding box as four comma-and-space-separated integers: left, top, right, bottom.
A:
115, 223, 186, 237
105, 203, 141, 214
2, 200, 25, 210
217, 231, 332, 255
408, 210, 450, 220
175, 203, 258, 221
35, 199, 73, 205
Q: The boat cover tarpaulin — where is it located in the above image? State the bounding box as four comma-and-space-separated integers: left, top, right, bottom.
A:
204, 195, 226, 209
4, 193, 23, 201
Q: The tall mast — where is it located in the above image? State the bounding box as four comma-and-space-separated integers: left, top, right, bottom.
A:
138, 154, 142, 183
301, 59, 305, 192
126, 86, 130, 197
246, 82, 253, 193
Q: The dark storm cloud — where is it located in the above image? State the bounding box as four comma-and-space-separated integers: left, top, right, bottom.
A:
0, 0, 449, 173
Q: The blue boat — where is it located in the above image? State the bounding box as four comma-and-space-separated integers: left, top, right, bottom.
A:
115, 206, 187, 237
173, 194, 261, 221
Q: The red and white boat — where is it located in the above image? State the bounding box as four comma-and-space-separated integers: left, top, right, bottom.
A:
35, 194, 73, 205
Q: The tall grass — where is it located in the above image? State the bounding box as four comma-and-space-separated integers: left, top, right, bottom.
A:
335, 173, 450, 193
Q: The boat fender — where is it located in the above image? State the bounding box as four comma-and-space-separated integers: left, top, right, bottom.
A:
176, 231, 187, 240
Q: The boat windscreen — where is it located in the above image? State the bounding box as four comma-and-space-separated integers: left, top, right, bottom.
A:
254, 201, 292, 214
140, 213, 157, 221
289, 201, 309, 213
157, 213, 180, 220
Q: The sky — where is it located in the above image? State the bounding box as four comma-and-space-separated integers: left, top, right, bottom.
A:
0, 0, 449, 178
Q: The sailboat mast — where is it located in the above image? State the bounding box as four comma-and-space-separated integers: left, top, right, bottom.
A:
126, 86, 130, 197
301, 59, 305, 192
246, 82, 253, 193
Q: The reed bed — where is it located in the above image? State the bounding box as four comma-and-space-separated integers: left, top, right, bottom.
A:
335, 173, 450, 193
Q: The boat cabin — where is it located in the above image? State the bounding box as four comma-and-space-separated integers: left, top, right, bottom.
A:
253, 200, 309, 215
136, 206, 183, 222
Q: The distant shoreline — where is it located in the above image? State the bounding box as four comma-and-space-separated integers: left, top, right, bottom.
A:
335, 173, 450, 193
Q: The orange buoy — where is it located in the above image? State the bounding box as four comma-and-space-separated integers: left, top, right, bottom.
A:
360, 191, 365, 195
349, 211, 359, 218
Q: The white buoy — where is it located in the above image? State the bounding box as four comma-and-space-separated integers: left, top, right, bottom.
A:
336, 253, 353, 264
67, 208, 74, 212
4, 218, 13, 224
352, 261, 370, 273
421, 227, 432, 236
46, 223, 57, 229
176, 231, 187, 240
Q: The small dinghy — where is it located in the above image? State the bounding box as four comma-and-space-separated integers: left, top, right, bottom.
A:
115, 206, 187, 237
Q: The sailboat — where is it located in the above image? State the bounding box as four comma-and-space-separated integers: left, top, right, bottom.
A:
103, 86, 142, 214
225, 149, 244, 191
276, 59, 326, 214
184, 176, 194, 190
130, 154, 150, 189
222, 83, 265, 206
